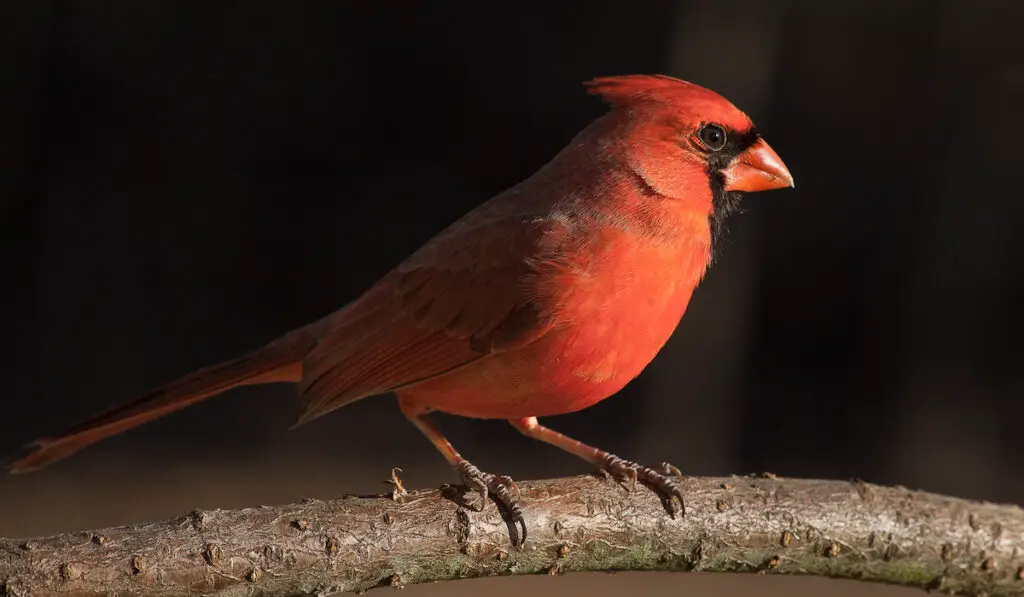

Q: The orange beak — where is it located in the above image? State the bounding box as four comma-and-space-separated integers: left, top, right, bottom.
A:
722, 138, 794, 192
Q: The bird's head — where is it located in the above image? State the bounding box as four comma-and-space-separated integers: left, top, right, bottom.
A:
585, 74, 793, 231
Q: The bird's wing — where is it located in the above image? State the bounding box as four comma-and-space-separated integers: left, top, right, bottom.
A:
293, 212, 566, 426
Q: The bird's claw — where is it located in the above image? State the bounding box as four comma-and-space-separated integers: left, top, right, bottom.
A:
385, 467, 408, 502
601, 454, 686, 518
659, 462, 683, 477
454, 460, 527, 547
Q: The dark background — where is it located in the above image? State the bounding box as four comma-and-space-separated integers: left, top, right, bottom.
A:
1, 1, 1022, 594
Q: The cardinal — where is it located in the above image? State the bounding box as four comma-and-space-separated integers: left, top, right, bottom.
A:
10, 74, 792, 545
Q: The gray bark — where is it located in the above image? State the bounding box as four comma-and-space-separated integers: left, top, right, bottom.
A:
2, 473, 1023, 596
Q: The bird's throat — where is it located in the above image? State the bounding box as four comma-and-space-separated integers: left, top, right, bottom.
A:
707, 174, 744, 262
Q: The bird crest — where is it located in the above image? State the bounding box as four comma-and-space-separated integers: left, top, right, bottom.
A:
584, 74, 708, 106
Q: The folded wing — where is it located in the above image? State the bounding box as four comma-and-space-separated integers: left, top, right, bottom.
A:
293, 213, 564, 426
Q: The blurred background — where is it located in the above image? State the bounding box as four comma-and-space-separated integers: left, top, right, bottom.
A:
1, 1, 1022, 594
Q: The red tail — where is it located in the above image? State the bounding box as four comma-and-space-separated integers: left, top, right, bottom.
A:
9, 331, 314, 474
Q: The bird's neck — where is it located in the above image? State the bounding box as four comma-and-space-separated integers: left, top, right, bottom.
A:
517, 115, 724, 273
548, 157, 715, 269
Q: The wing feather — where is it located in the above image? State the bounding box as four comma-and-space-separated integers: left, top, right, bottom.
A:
293, 213, 564, 425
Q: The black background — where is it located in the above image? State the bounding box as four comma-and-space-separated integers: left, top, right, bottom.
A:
2, 4, 1022, 593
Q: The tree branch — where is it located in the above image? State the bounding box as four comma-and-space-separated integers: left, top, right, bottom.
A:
3, 473, 1023, 596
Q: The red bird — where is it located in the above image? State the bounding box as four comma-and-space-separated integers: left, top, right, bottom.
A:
10, 74, 792, 544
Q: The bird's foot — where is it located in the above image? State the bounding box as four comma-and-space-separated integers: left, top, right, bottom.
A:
454, 459, 527, 546
600, 455, 686, 517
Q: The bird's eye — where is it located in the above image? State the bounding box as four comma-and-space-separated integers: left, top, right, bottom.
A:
697, 124, 727, 151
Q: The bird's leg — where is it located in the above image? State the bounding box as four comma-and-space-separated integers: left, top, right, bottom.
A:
401, 404, 526, 545
509, 416, 686, 517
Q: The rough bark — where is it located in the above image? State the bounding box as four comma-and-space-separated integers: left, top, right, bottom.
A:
2, 473, 1024, 596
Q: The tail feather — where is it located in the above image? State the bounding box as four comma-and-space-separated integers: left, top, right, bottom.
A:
9, 332, 312, 474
